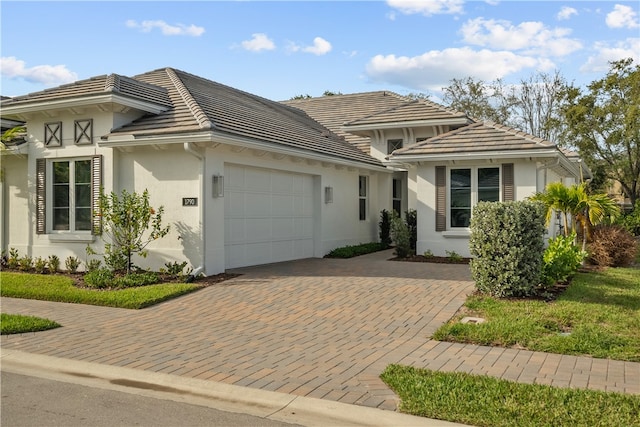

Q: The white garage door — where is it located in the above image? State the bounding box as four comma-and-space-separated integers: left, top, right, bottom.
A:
224, 164, 315, 269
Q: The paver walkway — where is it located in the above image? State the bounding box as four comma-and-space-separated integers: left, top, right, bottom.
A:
2, 249, 639, 413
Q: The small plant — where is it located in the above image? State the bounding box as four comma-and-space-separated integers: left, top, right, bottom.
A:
1, 250, 6, 269
379, 210, 392, 249
7, 248, 20, 269
18, 255, 33, 272
47, 255, 60, 273
446, 250, 463, 262
114, 272, 159, 288
423, 249, 434, 258
65, 256, 81, 273
85, 259, 102, 272
391, 212, 411, 258
34, 257, 48, 274
164, 260, 188, 278
540, 233, 586, 289
84, 268, 114, 289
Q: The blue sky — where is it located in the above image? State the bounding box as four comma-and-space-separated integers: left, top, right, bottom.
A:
1, 1, 638, 101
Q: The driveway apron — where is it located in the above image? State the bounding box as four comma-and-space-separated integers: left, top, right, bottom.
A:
1, 250, 473, 410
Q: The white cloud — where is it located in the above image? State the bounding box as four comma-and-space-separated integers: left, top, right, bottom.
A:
0, 57, 78, 85
580, 38, 640, 72
241, 33, 276, 52
365, 48, 554, 91
557, 6, 578, 21
288, 37, 332, 56
125, 19, 205, 36
460, 17, 582, 57
605, 4, 640, 29
386, 0, 464, 16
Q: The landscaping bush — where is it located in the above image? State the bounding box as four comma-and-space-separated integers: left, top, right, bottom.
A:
7, 248, 19, 269
18, 255, 33, 272
47, 255, 60, 273
325, 242, 386, 258
84, 268, 160, 289
405, 209, 417, 254
65, 256, 81, 273
618, 200, 640, 236
34, 257, 48, 274
391, 213, 411, 258
588, 224, 638, 267
540, 233, 587, 289
379, 210, 392, 249
84, 268, 115, 289
470, 201, 546, 298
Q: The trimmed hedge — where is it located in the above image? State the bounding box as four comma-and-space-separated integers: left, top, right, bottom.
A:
470, 201, 546, 298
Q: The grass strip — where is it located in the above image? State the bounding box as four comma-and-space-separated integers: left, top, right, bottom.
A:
1, 313, 61, 335
0, 272, 200, 309
381, 364, 640, 427
433, 267, 640, 361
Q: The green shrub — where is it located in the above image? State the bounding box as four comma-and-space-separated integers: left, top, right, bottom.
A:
7, 248, 20, 269
588, 224, 638, 267
391, 213, 411, 258
85, 259, 102, 272
65, 256, 81, 273
618, 201, 640, 236
405, 209, 417, 254
84, 268, 115, 289
33, 257, 48, 274
540, 233, 586, 289
379, 210, 392, 248
163, 261, 188, 278
325, 242, 386, 258
114, 272, 159, 288
470, 201, 546, 298
47, 255, 60, 273
18, 255, 33, 272
446, 251, 463, 262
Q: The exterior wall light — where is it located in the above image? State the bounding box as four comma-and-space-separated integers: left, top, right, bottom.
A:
212, 174, 224, 198
325, 186, 333, 204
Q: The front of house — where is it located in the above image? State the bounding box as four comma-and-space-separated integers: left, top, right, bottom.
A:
0, 68, 588, 274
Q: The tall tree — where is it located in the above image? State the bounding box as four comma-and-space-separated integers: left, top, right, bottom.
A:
442, 71, 569, 141
559, 58, 640, 205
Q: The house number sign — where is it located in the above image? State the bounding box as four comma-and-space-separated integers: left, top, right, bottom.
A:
182, 197, 198, 206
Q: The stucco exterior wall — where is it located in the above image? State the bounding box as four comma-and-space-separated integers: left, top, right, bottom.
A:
1, 156, 29, 255
415, 158, 555, 258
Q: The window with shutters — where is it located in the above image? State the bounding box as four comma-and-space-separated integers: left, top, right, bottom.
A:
449, 167, 500, 228
36, 156, 102, 235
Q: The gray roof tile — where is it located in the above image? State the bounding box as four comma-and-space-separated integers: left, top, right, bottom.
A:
345, 99, 468, 126
391, 121, 556, 157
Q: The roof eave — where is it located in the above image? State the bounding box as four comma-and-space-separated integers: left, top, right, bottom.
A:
343, 117, 469, 132
389, 148, 561, 162
100, 130, 388, 172
1, 93, 170, 120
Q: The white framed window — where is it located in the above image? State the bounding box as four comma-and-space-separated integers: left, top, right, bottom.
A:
392, 178, 402, 215
449, 167, 500, 228
359, 175, 368, 221
36, 156, 102, 235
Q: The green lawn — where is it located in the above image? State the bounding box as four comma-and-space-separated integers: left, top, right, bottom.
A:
0, 272, 200, 309
381, 365, 640, 427
433, 267, 640, 361
1, 313, 61, 335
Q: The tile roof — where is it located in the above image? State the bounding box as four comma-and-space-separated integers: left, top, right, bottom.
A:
1, 68, 383, 168
282, 91, 410, 152
344, 99, 468, 127
391, 121, 557, 158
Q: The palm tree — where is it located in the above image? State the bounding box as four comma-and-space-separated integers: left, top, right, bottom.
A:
531, 182, 621, 250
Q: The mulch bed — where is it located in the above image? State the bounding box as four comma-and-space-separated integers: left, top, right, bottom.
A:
391, 254, 471, 264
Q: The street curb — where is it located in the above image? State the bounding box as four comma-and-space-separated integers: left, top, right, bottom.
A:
1, 349, 468, 427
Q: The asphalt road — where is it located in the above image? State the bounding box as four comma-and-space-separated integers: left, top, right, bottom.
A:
1, 371, 301, 427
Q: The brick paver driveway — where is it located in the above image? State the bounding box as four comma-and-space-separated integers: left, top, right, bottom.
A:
1, 250, 473, 410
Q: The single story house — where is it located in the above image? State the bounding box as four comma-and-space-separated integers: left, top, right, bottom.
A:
0, 67, 588, 274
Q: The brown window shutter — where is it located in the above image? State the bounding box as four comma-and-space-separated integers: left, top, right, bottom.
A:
435, 166, 446, 231
502, 163, 514, 201
36, 158, 46, 234
91, 155, 103, 235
